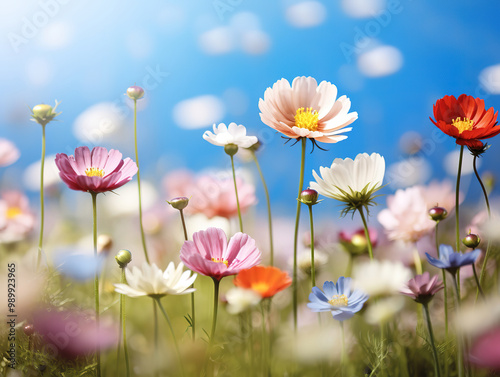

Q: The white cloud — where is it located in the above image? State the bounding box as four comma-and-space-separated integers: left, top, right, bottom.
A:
199, 27, 234, 55
73, 102, 128, 144
23, 155, 60, 191
386, 157, 432, 189
357, 45, 403, 77
479, 64, 500, 95
38, 21, 74, 50
241, 30, 271, 55
102, 181, 158, 217
444, 149, 480, 176
25, 58, 53, 86
126, 30, 154, 59
341, 0, 386, 18
285, 1, 326, 28
173, 95, 225, 129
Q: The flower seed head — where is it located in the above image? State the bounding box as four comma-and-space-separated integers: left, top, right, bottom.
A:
224, 143, 239, 156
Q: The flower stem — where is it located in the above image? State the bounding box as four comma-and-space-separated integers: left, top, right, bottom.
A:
260, 302, 269, 376
358, 207, 374, 260
340, 321, 346, 377
435, 222, 449, 337
179, 210, 196, 340
133, 99, 150, 263
91, 192, 101, 377
153, 302, 159, 377
293, 138, 307, 330
412, 246, 423, 275
210, 278, 221, 342
455, 145, 464, 253
118, 268, 131, 377
307, 204, 316, 289
251, 151, 274, 266
230, 155, 244, 232
472, 263, 484, 299
473, 155, 492, 299
37, 124, 46, 271
423, 303, 442, 377
156, 299, 185, 377
345, 254, 354, 277
451, 273, 464, 377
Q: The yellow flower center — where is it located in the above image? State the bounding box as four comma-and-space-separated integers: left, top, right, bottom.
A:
294, 107, 319, 131
6, 207, 22, 219
251, 282, 270, 295
452, 117, 474, 134
328, 294, 348, 307
211, 257, 228, 267
85, 167, 105, 178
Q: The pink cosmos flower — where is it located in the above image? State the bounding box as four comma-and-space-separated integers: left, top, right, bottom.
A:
55, 146, 138, 193
164, 170, 256, 219
400, 272, 443, 304
0, 139, 20, 167
0, 191, 36, 243
180, 227, 261, 280
259, 76, 358, 143
469, 327, 500, 370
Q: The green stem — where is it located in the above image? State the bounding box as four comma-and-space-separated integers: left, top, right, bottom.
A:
179, 209, 196, 340
251, 151, 274, 266
340, 322, 346, 377
260, 302, 269, 376
472, 263, 484, 299
37, 124, 46, 271
156, 299, 185, 377
307, 204, 316, 288
423, 303, 442, 377
119, 269, 131, 377
180, 209, 188, 242
472, 155, 491, 218
455, 145, 464, 253
451, 273, 464, 377
153, 302, 159, 377
435, 222, 449, 337
134, 99, 150, 263
91, 192, 101, 377
230, 155, 244, 232
210, 278, 221, 342
345, 254, 354, 277
358, 207, 374, 260
293, 138, 307, 330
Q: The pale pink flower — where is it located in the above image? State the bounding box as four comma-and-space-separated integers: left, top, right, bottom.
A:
0, 138, 20, 167
400, 272, 443, 303
55, 146, 138, 193
180, 227, 261, 280
0, 191, 36, 243
259, 76, 358, 143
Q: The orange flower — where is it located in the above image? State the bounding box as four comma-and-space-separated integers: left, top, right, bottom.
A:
430, 94, 499, 148
233, 266, 292, 298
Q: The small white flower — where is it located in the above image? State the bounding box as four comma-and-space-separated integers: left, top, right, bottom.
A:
114, 262, 196, 298
310, 152, 385, 215
225, 287, 262, 314
203, 122, 258, 148
364, 296, 406, 325
353, 259, 412, 297
296, 249, 328, 278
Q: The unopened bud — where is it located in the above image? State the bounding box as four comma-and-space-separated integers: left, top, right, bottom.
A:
31, 101, 60, 125
299, 188, 319, 205
126, 85, 145, 100
115, 249, 132, 268
224, 143, 239, 156
429, 206, 448, 222
167, 197, 189, 211
463, 233, 481, 249
23, 324, 35, 336
97, 234, 113, 254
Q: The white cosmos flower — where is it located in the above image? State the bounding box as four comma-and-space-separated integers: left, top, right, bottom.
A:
203, 122, 258, 148
114, 262, 197, 298
258, 76, 358, 143
310, 152, 385, 215
225, 287, 262, 314
352, 259, 412, 297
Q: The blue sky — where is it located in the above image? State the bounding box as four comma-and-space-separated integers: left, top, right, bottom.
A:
1, 0, 500, 215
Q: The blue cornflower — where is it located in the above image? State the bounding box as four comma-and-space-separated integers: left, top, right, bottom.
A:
307, 276, 369, 321
425, 244, 481, 275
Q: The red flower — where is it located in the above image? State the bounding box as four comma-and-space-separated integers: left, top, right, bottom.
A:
430, 94, 499, 148
233, 265, 292, 298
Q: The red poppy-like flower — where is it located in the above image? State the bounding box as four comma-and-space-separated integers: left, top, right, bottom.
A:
430, 94, 499, 148
55, 146, 138, 193
233, 265, 292, 298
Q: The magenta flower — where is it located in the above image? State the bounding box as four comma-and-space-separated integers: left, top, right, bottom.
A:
180, 227, 261, 281
469, 327, 500, 370
400, 272, 444, 304
55, 146, 138, 193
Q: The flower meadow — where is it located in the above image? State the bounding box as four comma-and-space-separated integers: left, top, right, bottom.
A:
1, 77, 500, 377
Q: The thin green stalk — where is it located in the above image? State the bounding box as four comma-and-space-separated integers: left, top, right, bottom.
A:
91, 192, 101, 377
423, 303, 442, 377
358, 207, 374, 260
156, 299, 185, 377
307, 204, 316, 288
474, 155, 492, 297
260, 302, 269, 376
340, 322, 346, 377
451, 273, 464, 377
455, 146, 464, 252
133, 99, 150, 263
179, 209, 196, 340
293, 138, 307, 330
435, 223, 449, 337
37, 124, 46, 271
153, 302, 159, 377
472, 263, 484, 299
117, 269, 131, 377
413, 246, 423, 275
210, 278, 221, 342
251, 151, 274, 265
230, 155, 244, 232
345, 254, 354, 277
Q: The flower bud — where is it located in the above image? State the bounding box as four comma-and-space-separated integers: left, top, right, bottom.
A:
463, 233, 481, 249
299, 188, 319, 205
115, 249, 132, 268
31, 101, 60, 125
23, 324, 35, 336
224, 143, 239, 156
126, 85, 145, 100
247, 140, 261, 152
429, 206, 448, 222
167, 197, 189, 211
97, 234, 113, 255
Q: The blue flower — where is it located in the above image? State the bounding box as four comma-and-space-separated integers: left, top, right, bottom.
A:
55, 251, 105, 281
425, 244, 481, 275
307, 277, 369, 321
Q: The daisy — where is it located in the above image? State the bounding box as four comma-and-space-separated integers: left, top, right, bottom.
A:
203, 122, 258, 149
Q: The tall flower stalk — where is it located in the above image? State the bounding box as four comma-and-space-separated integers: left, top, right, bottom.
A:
299, 188, 320, 288
115, 250, 132, 377
31, 102, 60, 270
